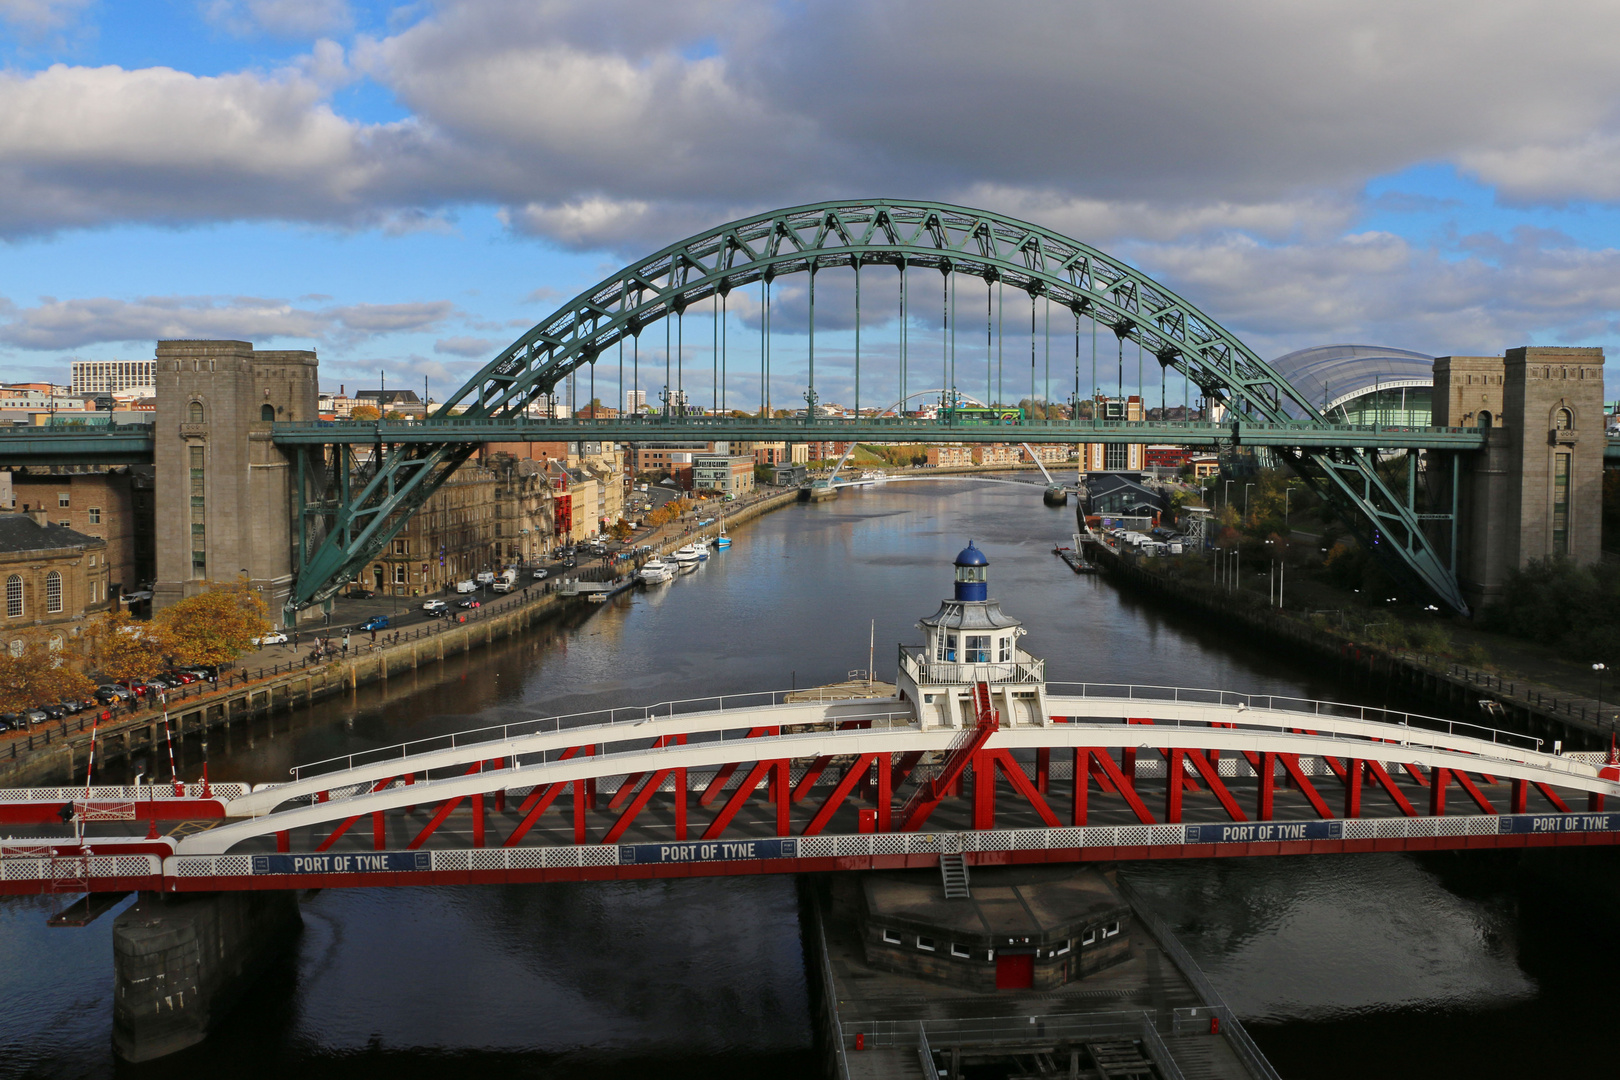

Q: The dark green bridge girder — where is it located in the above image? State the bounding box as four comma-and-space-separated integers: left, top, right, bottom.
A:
272, 416, 1491, 451
289, 199, 1492, 615
0, 424, 156, 467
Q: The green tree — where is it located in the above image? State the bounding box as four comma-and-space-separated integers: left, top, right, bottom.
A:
156, 580, 271, 667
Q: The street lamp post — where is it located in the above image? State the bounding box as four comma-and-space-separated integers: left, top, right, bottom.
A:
1595, 663, 1608, 729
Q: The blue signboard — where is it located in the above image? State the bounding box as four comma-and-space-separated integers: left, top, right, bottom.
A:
251, 852, 430, 875
1182, 821, 1342, 844
1497, 812, 1619, 835
619, 839, 797, 865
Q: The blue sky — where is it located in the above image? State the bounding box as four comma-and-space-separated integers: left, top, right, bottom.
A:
2, 1, 1619, 408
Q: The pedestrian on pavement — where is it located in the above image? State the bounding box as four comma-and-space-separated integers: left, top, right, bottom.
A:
342, 641, 349, 658
370, 628, 377, 644
293, 631, 300, 650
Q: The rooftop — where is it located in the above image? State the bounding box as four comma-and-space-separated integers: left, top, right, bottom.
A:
0, 513, 103, 555
1270, 343, 1435, 416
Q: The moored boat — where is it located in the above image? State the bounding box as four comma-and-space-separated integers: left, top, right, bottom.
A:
637, 558, 674, 584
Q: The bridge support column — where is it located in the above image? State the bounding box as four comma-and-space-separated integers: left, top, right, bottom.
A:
1256, 753, 1276, 821
1428, 768, 1450, 816
973, 751, 995, 830
1164, 749, 1183, 824
1344, 759, 1364, 818
1511, 778, 1528, 814
112, 889, 301, 1062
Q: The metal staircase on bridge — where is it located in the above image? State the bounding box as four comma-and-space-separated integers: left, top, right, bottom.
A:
899, 681, 1000, 833
938, 849, 971, 899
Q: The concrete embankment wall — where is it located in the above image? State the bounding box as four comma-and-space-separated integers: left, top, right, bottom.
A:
1089, 540, 1596, 746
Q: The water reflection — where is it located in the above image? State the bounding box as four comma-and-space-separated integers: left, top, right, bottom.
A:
2, 480, 1614, 1078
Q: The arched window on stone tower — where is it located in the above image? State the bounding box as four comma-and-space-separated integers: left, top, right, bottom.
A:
188, 401, 204, 423
1555, 407, 1573, 430
1478, 410, 1492, 429
261, 404, 275, 421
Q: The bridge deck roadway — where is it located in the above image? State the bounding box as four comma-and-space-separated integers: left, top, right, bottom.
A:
269, 416, 1490, 450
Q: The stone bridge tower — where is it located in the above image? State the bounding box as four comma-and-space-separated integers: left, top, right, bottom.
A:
1434, 345, 1605, 610
152, 340, 319, 619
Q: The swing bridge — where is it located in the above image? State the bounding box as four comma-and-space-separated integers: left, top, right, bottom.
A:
3, 678, 1619, 897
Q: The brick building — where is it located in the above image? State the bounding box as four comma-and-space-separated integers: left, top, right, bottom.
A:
1, 511, 111, 644
7, 467, 154, 601
371, 464, 499, 594
925, 446, 973, 467
692, 455, 756, 496
972, 444, 1021, 466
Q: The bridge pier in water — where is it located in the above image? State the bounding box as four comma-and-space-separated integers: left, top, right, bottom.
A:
111, 889, 302, 1062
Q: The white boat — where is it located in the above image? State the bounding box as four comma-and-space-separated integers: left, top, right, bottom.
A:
677, 558, 698, 573
637, 559, 674, 584
671, 545, 702, 563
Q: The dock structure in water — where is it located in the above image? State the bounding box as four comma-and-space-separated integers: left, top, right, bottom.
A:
811, 867, 1277, 1080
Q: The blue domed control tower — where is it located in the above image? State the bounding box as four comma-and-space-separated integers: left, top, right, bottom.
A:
898, 542, 1050, 730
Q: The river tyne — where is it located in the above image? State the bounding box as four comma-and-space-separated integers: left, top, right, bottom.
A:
3, 478, 1616, 1079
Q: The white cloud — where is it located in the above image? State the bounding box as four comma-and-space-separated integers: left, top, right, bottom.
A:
0, 0, 90, 32
433, 335, 499, 357
1128, 227, 1620, 359
0, 295, 455, 350
201, 0, 353, 38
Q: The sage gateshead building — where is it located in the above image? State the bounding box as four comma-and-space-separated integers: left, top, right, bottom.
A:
1269, 344, 1435, 425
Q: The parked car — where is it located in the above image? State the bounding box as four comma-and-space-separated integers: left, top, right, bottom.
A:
168, 670, 199, 684
531, 568, 549, 580
40, 704, 66, 721
252, 632, 289, 647
358, 615, 390, 632
116, 680, 148, 698
345, 587, 376, 599
58, 699, 85, 715
23, 708, 49, 726
422, 599, 448, 612
0, 714, 19, 732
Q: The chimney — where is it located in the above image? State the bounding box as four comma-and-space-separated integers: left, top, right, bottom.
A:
26, 509, 47, 527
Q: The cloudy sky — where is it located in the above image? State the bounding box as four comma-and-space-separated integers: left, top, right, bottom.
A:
2, 0, 1619, 405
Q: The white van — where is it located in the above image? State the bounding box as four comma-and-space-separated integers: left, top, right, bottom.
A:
455, 579, 477, 593
475, 570, 495, 585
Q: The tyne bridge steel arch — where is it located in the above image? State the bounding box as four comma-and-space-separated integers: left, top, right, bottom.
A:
288, 200, 1466, 614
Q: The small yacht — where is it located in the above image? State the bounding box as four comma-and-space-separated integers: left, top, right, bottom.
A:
671, 544, 703, 563
637, 558, 674, 584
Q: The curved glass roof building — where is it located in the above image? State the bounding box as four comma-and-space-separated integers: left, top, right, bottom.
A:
1270, 344, 1436, 425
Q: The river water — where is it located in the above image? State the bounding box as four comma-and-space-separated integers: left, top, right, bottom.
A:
3, 478, 1616, 1078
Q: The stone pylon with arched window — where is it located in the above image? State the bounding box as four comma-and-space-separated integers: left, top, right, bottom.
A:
152, 341, 319, 619
1434, 345, 1605, 609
